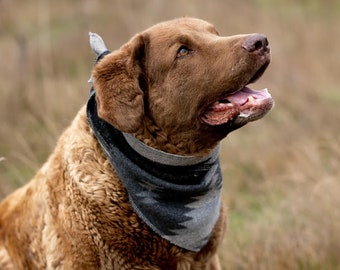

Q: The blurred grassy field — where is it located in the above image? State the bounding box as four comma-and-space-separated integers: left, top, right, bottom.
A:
1, 0, 340, 269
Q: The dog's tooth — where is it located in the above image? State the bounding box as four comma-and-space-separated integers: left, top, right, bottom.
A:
239, 112, 251, 118
247, 96, 255, 103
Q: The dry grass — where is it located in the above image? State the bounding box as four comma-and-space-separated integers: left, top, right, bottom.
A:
1, 0, 340, 269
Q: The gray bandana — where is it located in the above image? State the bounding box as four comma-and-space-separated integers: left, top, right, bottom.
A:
86, 33, 223, 252
87, 91, 223, 252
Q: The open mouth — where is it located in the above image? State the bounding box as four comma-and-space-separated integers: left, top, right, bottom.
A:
201, 62, 274, 126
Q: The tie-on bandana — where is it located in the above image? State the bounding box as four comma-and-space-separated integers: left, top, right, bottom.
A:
86, 90, 223, 252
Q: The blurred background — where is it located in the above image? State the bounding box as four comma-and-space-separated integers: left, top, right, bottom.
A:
0, 0, 339, 269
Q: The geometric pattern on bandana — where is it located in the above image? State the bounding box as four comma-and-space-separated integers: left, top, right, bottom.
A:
87, 89, 223, 252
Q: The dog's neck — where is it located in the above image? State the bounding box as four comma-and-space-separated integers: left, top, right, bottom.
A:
87, 91, 223, 252
132, 117, 223, 157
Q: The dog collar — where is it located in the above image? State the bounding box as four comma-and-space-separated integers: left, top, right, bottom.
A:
122, 132, 220, 167
86, 90, 223, 252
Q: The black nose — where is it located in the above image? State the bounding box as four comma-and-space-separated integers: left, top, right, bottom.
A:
242, 34, 269, 53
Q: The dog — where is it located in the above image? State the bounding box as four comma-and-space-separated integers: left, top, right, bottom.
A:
0, 17, 273, 269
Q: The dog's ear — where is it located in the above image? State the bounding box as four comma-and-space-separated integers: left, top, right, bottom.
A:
92, 34, 147, 133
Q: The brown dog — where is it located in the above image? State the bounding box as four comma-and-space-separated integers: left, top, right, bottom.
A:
0, 18, 273, 269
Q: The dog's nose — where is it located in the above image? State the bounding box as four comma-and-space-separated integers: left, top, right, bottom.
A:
242, 34, 269, 53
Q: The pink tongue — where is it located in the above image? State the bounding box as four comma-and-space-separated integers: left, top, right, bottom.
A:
226, 87, 270, 105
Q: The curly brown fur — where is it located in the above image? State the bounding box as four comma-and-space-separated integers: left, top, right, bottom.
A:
0, 17, 272, 269
0, 109, 226, 269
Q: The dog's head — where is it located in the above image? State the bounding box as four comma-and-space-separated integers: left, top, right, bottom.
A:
92, 17, 274, 155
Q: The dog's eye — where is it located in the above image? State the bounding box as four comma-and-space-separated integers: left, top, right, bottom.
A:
176, 46, 191, 58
